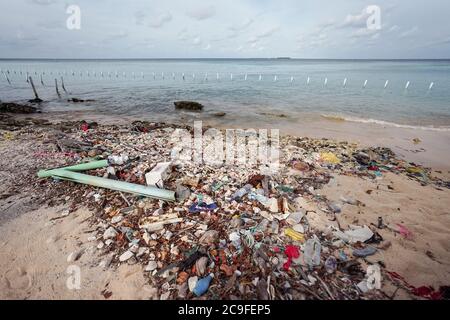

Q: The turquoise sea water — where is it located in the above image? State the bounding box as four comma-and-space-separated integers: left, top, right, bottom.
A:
1, 59, 449, 129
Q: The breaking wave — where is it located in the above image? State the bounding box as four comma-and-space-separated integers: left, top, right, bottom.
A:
321, 114, 450, 132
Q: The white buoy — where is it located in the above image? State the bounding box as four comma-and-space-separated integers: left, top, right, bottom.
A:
274, 75, 277, 82
324, 78, 328, 86
101, 71, 104, 77
259, 74, 262, 81
172, 72, 175, 80
343, 78, 347, 87
307, 77, 310, 85
244, 74, 248, 81
429, 82, 434, 90
216, 73, 219, 80
204, 73, 208, 81
230, 73, 233, 81
384, 80, 389, 89
153, 72, 156, 79
363, 80, 368, 88
161, 72, 164, 80
405, 81, 410, 90
182, 73, 185, 80
192, 73, 195, 79
290, 76, 294, 83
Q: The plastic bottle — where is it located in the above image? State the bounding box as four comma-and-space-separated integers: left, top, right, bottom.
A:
193, 274, 214, 297
232, 184, 252, 201
303, 237, 321, 268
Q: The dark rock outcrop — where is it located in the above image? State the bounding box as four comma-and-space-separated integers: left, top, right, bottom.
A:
174, 101, 204, 111
0, 102, 38, 114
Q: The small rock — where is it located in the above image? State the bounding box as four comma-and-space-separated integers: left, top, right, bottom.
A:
111, 215, 123, 224
199, 230, 219, 245
145, 261, 158, 272
103, 227, 118, 240
119, 250, 134, 262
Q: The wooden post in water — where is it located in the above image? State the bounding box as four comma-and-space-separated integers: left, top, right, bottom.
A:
3, 72, 11, 85
61, 77, 68, 93
55, 79, 61, 98
28, 76, 43, 103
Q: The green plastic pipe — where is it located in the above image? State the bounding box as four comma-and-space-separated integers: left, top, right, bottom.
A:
43, 169, 175, 202
37, 160, 108, 178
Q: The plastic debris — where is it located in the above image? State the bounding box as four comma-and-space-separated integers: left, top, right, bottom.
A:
284, 228, 305, 242
145, 162, 172, 188
193, 274, 214, 296
283, 245, 300, 270
353, 246, 377, 258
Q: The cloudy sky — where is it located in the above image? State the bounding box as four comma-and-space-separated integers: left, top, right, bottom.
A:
0, 0, 449, 59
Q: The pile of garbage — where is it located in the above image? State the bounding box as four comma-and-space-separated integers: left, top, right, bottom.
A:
5, 119, 449, 300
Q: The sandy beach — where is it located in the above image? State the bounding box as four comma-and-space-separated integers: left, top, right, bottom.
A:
0, 107, 449, 300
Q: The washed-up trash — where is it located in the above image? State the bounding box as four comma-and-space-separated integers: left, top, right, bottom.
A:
386, 271, 448, 300
291, 160, 310, 171
320, 152, 340, 164
38, 163, 175, 202
188, 276, 198, 293
199, 230, 219, 245
303, 237, 321, 268
145, 162, 172, 188
178, 251, 205, 271
333, 225, 374, 244
283, 245, 300, 271
284, 228, 305, 242
195, 257, 209, 276
329, 202, 342, 213
396, 224, 413, 239
193, 274, 214, 296
286, 211, 304, 225
108, 154, 129, 165
276, 185, 294, 193
229, 232, 242, 249
248, 174, 265, 188
325, 256, 337, 274
353, 246, 377, 258
189, 202, 218, 213
340, 196, 358, 205
175, 183, 191, 202
138, 213, 182, 232
232, 184, 253, 201
292, 224, 304, 233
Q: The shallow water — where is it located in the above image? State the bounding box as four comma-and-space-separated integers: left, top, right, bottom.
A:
1, 59, 450, 130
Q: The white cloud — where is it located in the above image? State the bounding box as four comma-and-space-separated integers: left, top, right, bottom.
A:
399, 26, 419, 38
149, 12, 172, 28
186, 5, 216, 21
